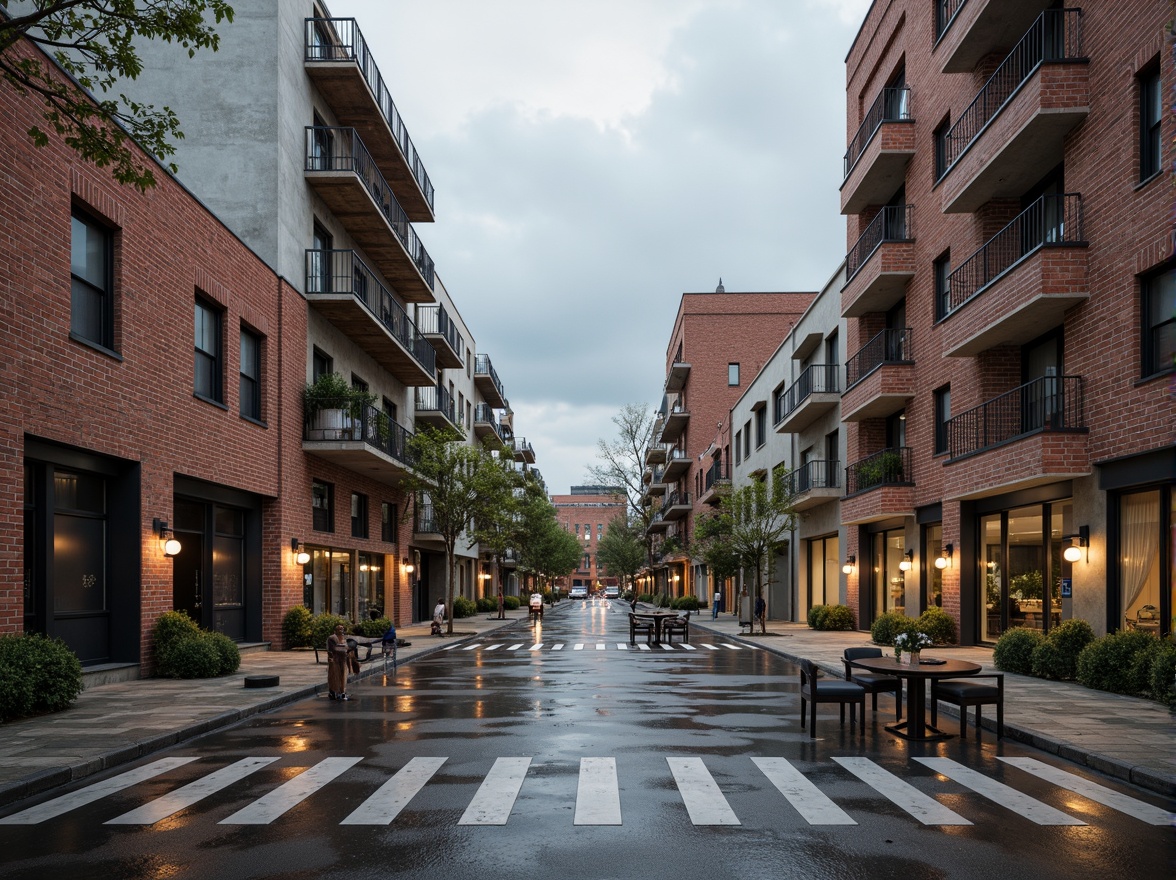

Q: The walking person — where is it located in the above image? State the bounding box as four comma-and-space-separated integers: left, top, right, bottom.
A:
432, 599, 446, 636
497, 588, 506, 620
327, 624, 352, 701
754, 592, 766, 634
712, 589, 721, 620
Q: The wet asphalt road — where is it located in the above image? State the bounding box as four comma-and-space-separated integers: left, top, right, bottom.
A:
0, 600, 1172, 880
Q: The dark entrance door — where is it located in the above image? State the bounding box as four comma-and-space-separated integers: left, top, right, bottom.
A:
171, 529, 205, 625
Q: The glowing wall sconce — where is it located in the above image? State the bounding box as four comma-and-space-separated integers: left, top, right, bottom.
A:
402, 557, 415, 575
291, 538, 310, 565
934, 543, 954, 570
842, 555, 856, 575
1062, 526, 1089, 563
899, 549, 914, 572
154, 518, 181, 557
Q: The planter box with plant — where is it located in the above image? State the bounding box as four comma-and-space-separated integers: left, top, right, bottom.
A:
303, 372, 377, 441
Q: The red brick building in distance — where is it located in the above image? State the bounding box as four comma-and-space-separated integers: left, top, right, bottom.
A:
839, 0, 1173, 643
551, 487, 627, 590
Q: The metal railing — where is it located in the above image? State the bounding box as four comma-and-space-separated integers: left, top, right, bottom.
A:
944, 193, 1083, 314
414, 503, 438, 534
304, 249, 436, 375
649, 465, 665, 485
943, 8, 1084, 169
786, 459, 840, 495
703, 459, 728, 493
846, 328, 912, 388
665, 447, 689, 465
414, 385, 457, 424
846, 204, 913, 281
474, 403, 498, 425
304, 17, 434, 211
513, 437, 534, 458
304, 400, 414, 466
474, 353, 504, 399
947, 375, 1084, 460
665, 490, 692, 509
774, 364, 840, 425
845, 447, 912, 495
844, 86, 913, 178
415, 304, 463, 357
304, 126, 436, 290
935, 0, 968, 40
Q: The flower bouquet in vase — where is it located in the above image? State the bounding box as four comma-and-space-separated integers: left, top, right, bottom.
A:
894, 630, 933, 665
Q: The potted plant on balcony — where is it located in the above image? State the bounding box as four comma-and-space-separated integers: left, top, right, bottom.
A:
857, 450, 904, 490
303, 372, 374, 440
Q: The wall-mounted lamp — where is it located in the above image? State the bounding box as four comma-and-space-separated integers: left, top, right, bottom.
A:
1062, 526, 1089, 563
898, 549, 914, 572
842, 555, 856, 575
154, 518, 182, 557
291, 538, 310, 565
402, 557, 415, 574
934, 543, 954, 570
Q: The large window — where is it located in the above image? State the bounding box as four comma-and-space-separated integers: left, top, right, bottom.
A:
933, 251, 951, 320
70, 209, 114, 350
239, 327, 261, 421
312, 480, 334, 533
872, 529, 907, 620
1141, 264, 1174, 379
754, 406, 767, 449
194, 297, 223, 403
381, 501, 397, 543
807, 534, 840, 612
1140, 65, 1161, 181
351, 492, 368, 539
1118, 489, 1167, 636
933, 385, 951, 455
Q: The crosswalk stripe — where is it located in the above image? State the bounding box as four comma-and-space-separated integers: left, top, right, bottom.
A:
616, 643, 628, 650
721, 644, 742, 650
219, 757, 362, 824
443, 643, 463, 650
530, 643, 543, 651
752, 758, 856, 825
595, 643, 606, 650
0, 757, 199, 825
996, 757, 1172, 825
575, 758, 621, 825
914, 758, 1085, 825
637, 644, 651, 651
679, 644, 697, 651
507, 643, 523, 651
340, 757, 447, 825
462, 643, 481, 651
552, 644, 564, 651
660, 643, 677, 651
700, 644, 720, 651
832, 757, 972, 826
105, 757, 278, 825
667, 757, 740, 826
485, 644, 503, 651
573, 644, 585, 651
459, 758, 531, 826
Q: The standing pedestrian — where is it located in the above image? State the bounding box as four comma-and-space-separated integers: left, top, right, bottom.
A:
712, 589, 721, 620
327, 624, 352, 701
497, 588, 506, 620
754, 593, 766, 634
432, 599, 446, 636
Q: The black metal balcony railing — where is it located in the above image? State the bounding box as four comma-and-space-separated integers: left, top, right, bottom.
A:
943, 8, 1084, 169
304, 249, 436, 375
786, 459, 841, 495
846, 328, 912, 389
944, 193, 1084, 314
415, 304, 463, 355
665, 490, 692, 509
305, 126, 436, 289
304, 17, 434, 211
415, 503, 437, 534
703, 459, 728, 493
474, 403, 501, 433
947, 375, 1084, 460
843, 86, 913, 178
846, 204, 913, 282
775, 364, 840, 425
649, 466, 665, 485
935, 0, 967, 40
845, 447, 912, 495
475, 353, 504, 398
304, 399, 414, 465
415, 385, 457, 424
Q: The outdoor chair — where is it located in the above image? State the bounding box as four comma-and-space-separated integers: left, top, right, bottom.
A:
931, 673, 1004, 740
799, 658, 866, 738
629, 612, 655, 646
843, 647, 902, 721
663, 612, 690, 644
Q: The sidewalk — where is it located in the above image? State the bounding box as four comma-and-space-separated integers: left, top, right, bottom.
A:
0, 603, 1171, 810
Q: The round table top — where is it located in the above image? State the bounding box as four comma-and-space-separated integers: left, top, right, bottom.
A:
850, 656, 982, 679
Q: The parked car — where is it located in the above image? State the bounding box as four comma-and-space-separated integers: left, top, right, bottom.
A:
603, 586, 620, 599
569, 586, 589, 600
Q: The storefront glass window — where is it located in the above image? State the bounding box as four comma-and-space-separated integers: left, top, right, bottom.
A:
1120, 490, 1161, 633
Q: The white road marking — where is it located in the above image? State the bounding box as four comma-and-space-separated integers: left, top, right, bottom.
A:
752, 758, 856, 825
459, 758, 531, 826
0, 757, 198, 825
507, 644, 524, 651
914, 758, 1085, 825
529, 643, 543, 651
832, 757, 972, 825
573, 644, 584, 651
462, 643, 481, 651
637, 644, 651, 652
616, 643, 629, 650
574, 758, 621, 825
105, 757, 278, 825
997, 757, 1173, 825
679, 644, 697, 651
720, 644, 742, 650
552, 644, 564, 651
595, 643, 606, 650
485, 644, 503, 651
219, 757, 362, 824
667, 757, 740, 825
660, 643, 677, 651
700, 644, 720, 651
340, 757, 447, 825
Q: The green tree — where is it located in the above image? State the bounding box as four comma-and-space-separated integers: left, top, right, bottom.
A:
515, 483, 581, 592
0, 0, 235, 191
692, 502, 741, 601
469, 451, 525, 601
595, 513, 646, 592
587, 403, 656, 541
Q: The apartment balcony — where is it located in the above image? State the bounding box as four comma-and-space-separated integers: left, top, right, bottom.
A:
842, 329, 915, 421
414, 385, 460, 433
660, 399, 690, 444
941, 194, 1088, 357
646, 508, 672, 534
413, 503, 443, 544
304, 250, 435, 386
473, 403, 505, 445
304, 17, 435, 221
663, 491, 692, 521
784, 459, 841, 512
944, 375, 1090, 499
645, 444, 668, 466
665, 360, 691, 393
841, 205, 915, 318
934, 0, 1056, 74
645, 467, 667, 497
939, 9, 1088, 214
698, 460, 730, 506
512, 436, 535, 464
415, 304, 463, 369
662, 447, 691, 482
303, 402, 416, 486
501, 548, 520, 569
774, 364, 840, 434
841, 447, 915, 525
305, 127, 436, 302
841, 87, 916, 215
474, 353, 507, 409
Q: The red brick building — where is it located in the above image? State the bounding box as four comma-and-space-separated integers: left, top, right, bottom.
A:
551, 487, 626, 590
840, 0, 1173, 642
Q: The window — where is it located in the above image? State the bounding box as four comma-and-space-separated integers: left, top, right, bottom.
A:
309, 114, 334, 172
194, 297, 223, 403
312, 348, 333, 381
239, 327, 261, 421
743, 421, 751, 458
728, 363, 740, 386
933, 251, 951, 320
754, 407, 766, 448
351, 492, 368, 538
382, 501, 397, 543
934, 119, 950, 181
1142, 264, 1175, 378
310, 221, 332, 294
70, 209, 114, 350
597, 523, 603, 538
1140, 65, 1161, 181
934, 385, 951, 455
735, 430, 742, 465
382, 396, 398, 423
312, 480, 334, 532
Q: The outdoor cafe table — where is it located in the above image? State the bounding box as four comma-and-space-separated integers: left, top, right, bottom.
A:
632, 611, 682, 645
849, 656, 983, 742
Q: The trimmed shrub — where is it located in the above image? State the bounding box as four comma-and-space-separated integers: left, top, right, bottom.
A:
310, 614, 351, 650
993, 627, 1044, 674
476, 597, 497, 613
0, 633, 84, 721
671, 595, 700, 612
207, 631, 241, 675
158, 634, 221, 679
807, 605, 829, 629
355, 616, 393, 638
1030, 619, 1095, 680
155, 609, 201, 645
1147, 640, 1176, 707
1076, 630, 1162, 695
504, 596, 520, 610
916, 606, 957, 645
452, 596, 477, 618
820, 605, 856, 631
870, 612, 912, 647
282, 605, 314, 649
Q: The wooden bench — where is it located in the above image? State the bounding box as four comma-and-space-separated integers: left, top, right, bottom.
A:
662, 612, 690, 644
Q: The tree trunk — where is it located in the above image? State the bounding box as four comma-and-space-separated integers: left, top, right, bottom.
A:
445, 540, 456, 635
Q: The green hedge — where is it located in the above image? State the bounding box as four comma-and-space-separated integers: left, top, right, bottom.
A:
993, 627, 1045, 674
916, 606, 957, 645
870, 612, 911, 647
452, 596, 477, 618
1147, 640, 1176, 707
808, 604, 855, 631
476, 597, 497, 613
1076, 630, 1167, 696
354, 617, 393, 638
153, 610, 240, 679
1030, 618, 1095, 680
671, 595, 700, 611
282, 605, 314, 649
310, 614, 351, 650
504, 596, 520, 610
0, 633, 84, 721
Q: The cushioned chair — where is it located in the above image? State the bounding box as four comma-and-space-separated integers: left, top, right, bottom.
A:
663, 612, 690, 644
931, 674, 1004, 740
629, 613, 655, 646
799, 658, 866, 738
843, 647, 902, 721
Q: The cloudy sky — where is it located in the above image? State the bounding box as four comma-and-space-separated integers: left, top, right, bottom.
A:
330, 0, 871, 494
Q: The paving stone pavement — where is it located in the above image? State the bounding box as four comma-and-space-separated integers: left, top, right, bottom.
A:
0, 603, 1171, 809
